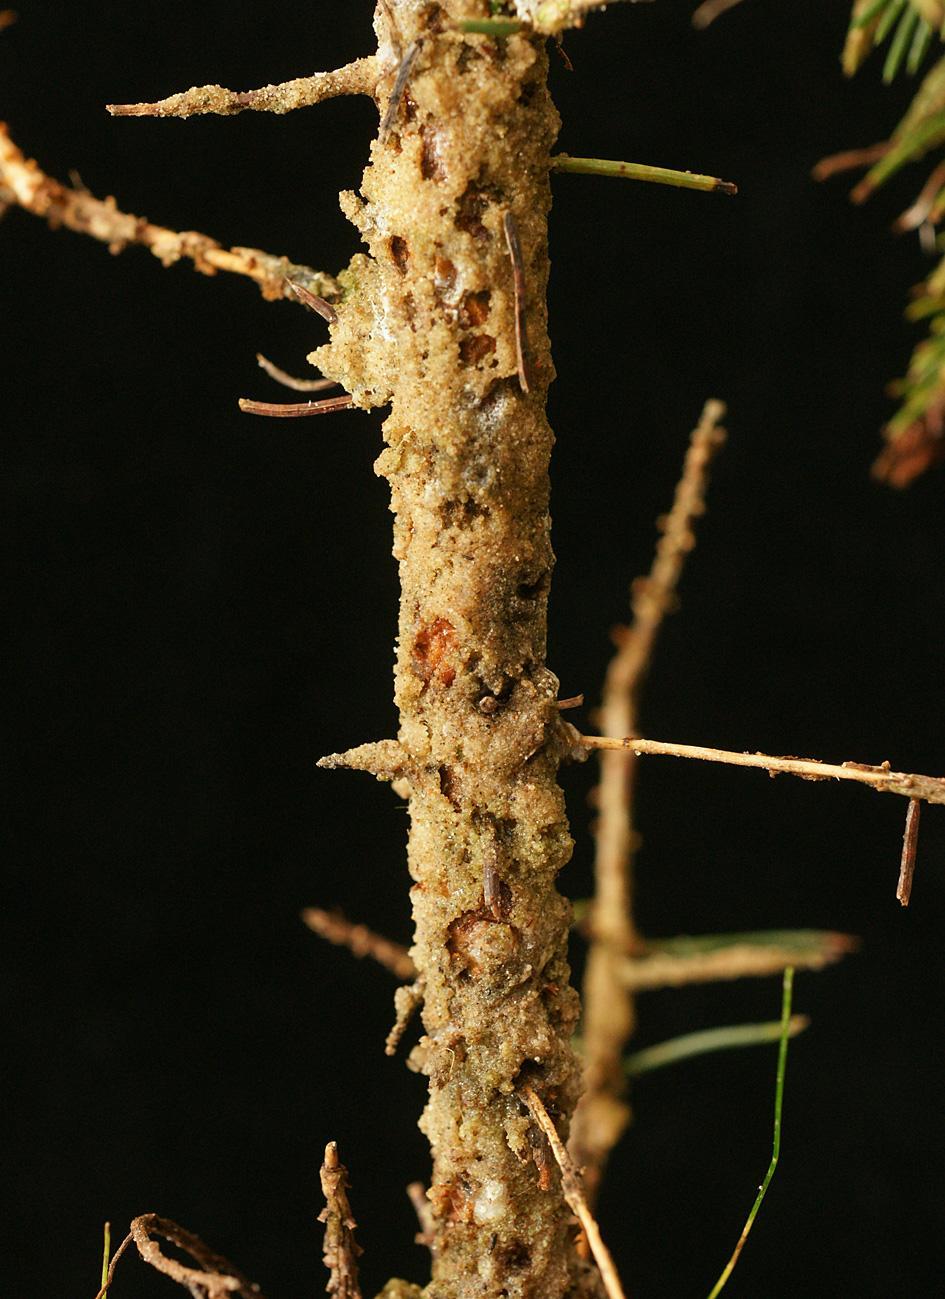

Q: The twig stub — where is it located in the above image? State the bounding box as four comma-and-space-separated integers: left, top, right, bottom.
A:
238, 395, 354, 418
320, 1143, 363, 1299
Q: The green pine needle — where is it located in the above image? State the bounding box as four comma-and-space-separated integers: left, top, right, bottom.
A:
705, 968, 797, 1299
875, 0, 907, 47
552, 153, 737, 195
908, 18, 935, 74
624, 1010, 807, 1079
884, 6, 921, 82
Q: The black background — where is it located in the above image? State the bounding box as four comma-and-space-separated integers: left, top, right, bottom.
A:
3, 2, 945, 1296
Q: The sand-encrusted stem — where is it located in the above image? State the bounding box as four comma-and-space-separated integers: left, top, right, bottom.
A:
314, 5, 598, 1295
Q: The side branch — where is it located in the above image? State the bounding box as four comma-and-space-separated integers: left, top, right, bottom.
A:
301, 907, 416, 981
572, 399, 726, 1200
579, 734, 945, 805
0, 125, 339, 301
107, 56, 378, 119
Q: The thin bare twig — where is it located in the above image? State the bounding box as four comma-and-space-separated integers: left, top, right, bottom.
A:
378, 41, 421, 145
621, 929, 857, 990
897, 798, 921, 906
0, 125, 339, 302
520, 1085, 627, 1299
256, 355, 339, 394
503, 211, 533, 393
572, 400, 726, 1200
319, 1143, 362, 1299
578, 734, 945, 805
107, 57, 377, 118
238, 396, 354, 418
301, 907, 417, 980
92, 1214, 264, 1299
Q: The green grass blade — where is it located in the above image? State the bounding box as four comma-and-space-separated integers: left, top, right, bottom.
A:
705, 968, 796, 1299
460, 18, 525, 34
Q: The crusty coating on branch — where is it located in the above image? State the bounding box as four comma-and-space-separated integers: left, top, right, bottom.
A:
0, 124, 339, 302
571, 399, 726, 1201
107, 57, 378, 118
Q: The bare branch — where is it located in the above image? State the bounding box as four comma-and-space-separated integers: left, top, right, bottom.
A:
256, 355, 339, 394
319, 1143, 363, 1299
301, 907, 417, 981
572, 400, 726, 1200
520, 1085, 627, 1299
107, 57, 378, 119
578, 734, 945, 805
897, 798, 921, 906
0, 125, 339, 302
621, 929, 857, 990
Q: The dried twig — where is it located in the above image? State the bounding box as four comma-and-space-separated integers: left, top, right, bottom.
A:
503, 211, 533, 393
301, 907, 417, 980
705, 969, 796, 1298
0, 125, 339, 302
897, 798, 921, 906
238, 396, 354, 418
572, 400, 726, 1199
578, 734, 945, 805
92, 1214, 264, 1299
107, 57, 377, 118
520, 1085, 627, 1299
621, 929, 856, 990
319, 1143, 363, 1299
378, 41, 421, 145
256, 355, 338, 394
